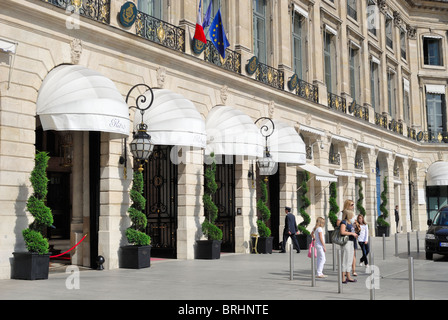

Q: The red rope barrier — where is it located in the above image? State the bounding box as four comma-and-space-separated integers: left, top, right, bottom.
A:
50, 234, 87, 258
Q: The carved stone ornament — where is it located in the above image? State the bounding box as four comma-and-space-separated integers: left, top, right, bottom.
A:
306, 113, 312, 125
268, 101, 275, 118
156, 67, 166, 88
377, 0, 388, 14
406, 25, 417, 40
220, 85, 228, 105
70, 38, 82, 64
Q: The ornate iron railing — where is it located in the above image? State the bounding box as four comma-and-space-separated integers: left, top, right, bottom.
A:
296, 79, 319, 103
327, 92, 347, 114
355, 157, 364, 170
135, 11, 185, 52
41, 0, 110, 24
415, 131, 448, 143
388, 119, 404, 135
375, 112, 388, 129
204, 41, 241, 74
349, 103, 369, 122
408, 127, 417, 140
329, 152, 341, 165
255, 62, 284, 90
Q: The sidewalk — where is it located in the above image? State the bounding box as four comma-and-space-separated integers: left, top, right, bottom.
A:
0, 232, 447, 301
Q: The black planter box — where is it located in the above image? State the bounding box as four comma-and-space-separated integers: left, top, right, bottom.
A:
120, 245, 151, 269
12, 252, 50, 280
253, 237, 273, 254
196, 240, 221, 259
296, 234, 312, 250
376, 226, 390, 237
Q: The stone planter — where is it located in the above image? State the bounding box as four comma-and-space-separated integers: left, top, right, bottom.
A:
12, 252, 50, 280
120, 245, 151, 269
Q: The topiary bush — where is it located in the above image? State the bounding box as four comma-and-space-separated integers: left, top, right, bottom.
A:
297, 171, 311, 235
256, 179, 271, 238
126, 171, 151, 246
357, 180, 366, 216
377, 176, 390, 227
202, 153, 223, 241
328, 182, 339, 228
23, 151, 53, 254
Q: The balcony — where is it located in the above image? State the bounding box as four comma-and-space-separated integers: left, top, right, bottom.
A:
388, 119, 404, 135
375, 112, 388, 129
41, 0, 110, 24
327, 92, 347, 114
350, 103, 369, 122
135, 11, 185, 53
255, 62, 284, 90
296, 79, 319, 103
204, 41, 241, 74
415, 131, 448, 143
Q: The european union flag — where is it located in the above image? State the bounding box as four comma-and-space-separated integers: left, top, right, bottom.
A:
209, 9, 230, 59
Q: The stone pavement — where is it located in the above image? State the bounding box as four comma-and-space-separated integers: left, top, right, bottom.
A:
0, 232, 447, 302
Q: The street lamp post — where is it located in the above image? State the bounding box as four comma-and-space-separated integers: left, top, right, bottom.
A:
255, 117, 276, 181
126, 84, 155, 172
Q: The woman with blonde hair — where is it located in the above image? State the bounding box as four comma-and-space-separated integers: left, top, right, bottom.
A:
340, 209, 358, 283
311, 217, 327, 278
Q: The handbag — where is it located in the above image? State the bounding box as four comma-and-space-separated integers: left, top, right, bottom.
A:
331, 227, 348, 246
308, 239, 317, 258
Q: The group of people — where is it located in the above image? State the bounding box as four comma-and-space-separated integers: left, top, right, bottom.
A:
280, 201, 371, 282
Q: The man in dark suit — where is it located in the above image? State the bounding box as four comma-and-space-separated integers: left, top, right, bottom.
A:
280, 206, 300, 253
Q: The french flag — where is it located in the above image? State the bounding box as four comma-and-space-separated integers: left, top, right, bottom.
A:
194, 0, 207, 44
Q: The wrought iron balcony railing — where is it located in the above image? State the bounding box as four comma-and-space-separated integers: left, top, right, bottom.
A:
349, 102, 369, 122
255, 62, 284, 90
408, 127, 417, 140
375, 112, 388, 129
204, 41, 241, 74
296, 79, 319, 103
388, 119, 404, 135
41, 0, 110, 24
135, 11, 185, 53
329, 152, 341, 165
327, 92, 347, 114
415, 131, 448, 143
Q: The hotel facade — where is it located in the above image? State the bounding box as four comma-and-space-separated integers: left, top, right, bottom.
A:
0, 0, 447, 279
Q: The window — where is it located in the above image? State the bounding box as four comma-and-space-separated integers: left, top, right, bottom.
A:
387, 69, 396, 118
253, 0, 267, 64
370, 59, 380, 112
349, 44, 361, 103
366, 0, 378, 36
292, 11, 305, 79
138, 0, 163, 19
385, 17, 393, 49
402, 78, 411, 124
324, 31, 337, 94
423, 37, 443, 66
347, 0, 357, 20
426, 93, 446, 138
400, 30, 407, 60
203, 0, 221, 40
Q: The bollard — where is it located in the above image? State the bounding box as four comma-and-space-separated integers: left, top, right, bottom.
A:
332, 243, 336, 271
395, 233, 398, 256
382, 234, 386, 260
337, 249, 342, 293
311, 246, 316, 287
407, 232, 411, 255
370, 251, 375, 300
289, 243, 293, 280
408, 256, 415, 300
416, 231, 420, 253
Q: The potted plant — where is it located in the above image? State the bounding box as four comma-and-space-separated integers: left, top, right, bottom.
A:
254, 179, 273, 254
327, 182, 339, 243
120, 170, 152, 268
356, 180, 366, 217
196, 153, 222, 259
297, 171, 312, 249
376, 176, 390, 237
13, 151, 53, 280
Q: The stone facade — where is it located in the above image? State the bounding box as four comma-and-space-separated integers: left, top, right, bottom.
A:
0, 0, 447, 279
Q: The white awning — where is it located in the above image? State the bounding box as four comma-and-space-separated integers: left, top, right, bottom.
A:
0, 38, 17, 54
36, 65, 130, 137
134, 89, 206, 148
299, 164, 337, 182
425, 84, 446, 95
205, 105, 263, 157
427, 161, 448, 186
299, 124, 325, 136
334, 169, 353, 177
294, 4, 309, 19
262, 119, 306, 164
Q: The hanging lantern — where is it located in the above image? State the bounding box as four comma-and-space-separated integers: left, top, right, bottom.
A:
60, 133, 73, 167
130, 123, 154, 171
